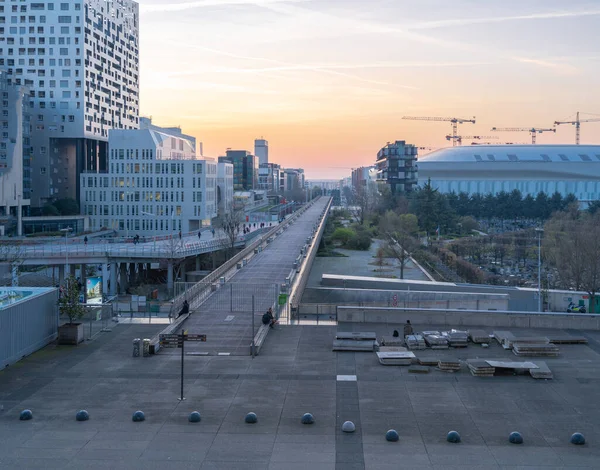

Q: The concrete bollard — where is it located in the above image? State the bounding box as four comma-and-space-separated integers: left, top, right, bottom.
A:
447, 431, 461, 443
19, 409, 33, 421
132, 338, 140, 357
245, 412, 258, 424
189, 411, 201, 423
132, 410, 145, 422
570, 432, 585, 445
142, 339, 150, 357
386, 429, 399, 442
342, 421, 355, 433
301, 413, 314, 425
76, 410, 90, 421
509, 432, 523, 444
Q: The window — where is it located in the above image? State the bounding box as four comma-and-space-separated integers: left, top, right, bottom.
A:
40, 167, 46, 175
579, 154, 592, 162
507, 154, 518, 162
487, 154, 496, 162
474, 155, 482, 162
58, 16, 71, 24
541, 154, 551, 162
558, 154, 569, 161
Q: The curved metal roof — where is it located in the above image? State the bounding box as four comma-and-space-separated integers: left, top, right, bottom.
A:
419, 145, 600, 164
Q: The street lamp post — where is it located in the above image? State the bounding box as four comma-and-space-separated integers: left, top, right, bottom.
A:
536, 228, 544, 312
59, 227, 73, 281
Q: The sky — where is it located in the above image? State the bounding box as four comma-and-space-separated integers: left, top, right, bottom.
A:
137, 0, 600, 179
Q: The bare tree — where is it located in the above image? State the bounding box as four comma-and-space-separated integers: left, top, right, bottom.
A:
215, 203, 246, 259
0, 241, 26, 286
380, 211, 420, 279
350, 184, 378, 226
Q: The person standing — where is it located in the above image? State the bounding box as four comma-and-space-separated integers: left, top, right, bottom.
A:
404, 320, 414, 337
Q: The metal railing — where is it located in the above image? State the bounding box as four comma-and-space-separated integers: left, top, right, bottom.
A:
289, 197, 332, 311
169, 200, 319, 317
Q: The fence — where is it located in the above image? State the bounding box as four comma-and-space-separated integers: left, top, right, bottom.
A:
169, 199, 320, 317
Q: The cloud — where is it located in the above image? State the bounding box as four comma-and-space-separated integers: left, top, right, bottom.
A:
409, 10, 600, 30
140, 0, 308, 13
512, 57, 578, 74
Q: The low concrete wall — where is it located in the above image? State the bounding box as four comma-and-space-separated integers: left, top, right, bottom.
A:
0, 288, 59, 369
300, 287, 509, 312
337, 306, 600, 330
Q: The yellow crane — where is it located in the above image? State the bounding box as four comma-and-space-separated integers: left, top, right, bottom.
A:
490, 127, 556, 144
554, 112, 600, 145
402, 116, 476, 146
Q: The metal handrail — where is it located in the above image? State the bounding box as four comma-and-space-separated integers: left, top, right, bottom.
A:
170, 200, 319, 316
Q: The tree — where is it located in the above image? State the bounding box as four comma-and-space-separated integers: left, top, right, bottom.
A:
588, 200, 600, 215
58, 274, 85, 324
311, 186, 323, 199
331, 227, 355, 246
350, 184, 378, 226
42, 203, 60, 216
53, 198, 80, 215
215, 204, 245, 259
457, 216, 478, 235
579, 214, 600, 313
380, 211, 419, 279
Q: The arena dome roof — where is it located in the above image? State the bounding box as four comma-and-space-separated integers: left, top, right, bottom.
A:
419, 145, 600, 164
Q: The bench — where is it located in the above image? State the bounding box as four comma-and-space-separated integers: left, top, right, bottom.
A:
253, 324, 270, 355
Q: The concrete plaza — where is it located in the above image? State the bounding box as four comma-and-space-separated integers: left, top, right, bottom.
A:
0, 320, 600, 469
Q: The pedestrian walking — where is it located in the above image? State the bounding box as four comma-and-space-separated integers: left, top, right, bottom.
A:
211, 228, 215, 237
178, 230, 182, 240
84, 236, 88, 246
198, 231, 202, 240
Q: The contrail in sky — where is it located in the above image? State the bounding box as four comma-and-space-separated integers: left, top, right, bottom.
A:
140, 0, 308, 13
410, 10, 600, 29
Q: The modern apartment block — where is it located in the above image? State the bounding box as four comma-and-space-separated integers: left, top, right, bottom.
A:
375, 140, 418, 194
80, 121, 218, 236
258, 162, 280, 193
0, 70, 31, 233
220, 150, 258, 191
351, 166, 377, 195
254, 138, 268, 165
284, 168, 305, 192
217, 160, 233, 216
0, 0, 140, 207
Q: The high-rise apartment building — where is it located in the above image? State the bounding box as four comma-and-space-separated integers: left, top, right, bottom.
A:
0, 70, 31, 234
254, 138, 268, 166
0, 0, 140, 207
258, 162, 280, 193
375, 140, 418, 194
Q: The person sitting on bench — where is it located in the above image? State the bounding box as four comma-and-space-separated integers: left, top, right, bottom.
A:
404, 320, 414, 337
262, 307, 277, 329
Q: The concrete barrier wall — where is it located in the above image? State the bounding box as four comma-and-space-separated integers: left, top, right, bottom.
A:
337, 306, 600, 330
0, 288, 59, 369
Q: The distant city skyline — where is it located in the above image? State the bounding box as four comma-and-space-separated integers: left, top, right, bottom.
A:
138, 0, 600, 178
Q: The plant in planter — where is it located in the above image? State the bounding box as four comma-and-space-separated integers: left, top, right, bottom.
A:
57, 274, 86, 345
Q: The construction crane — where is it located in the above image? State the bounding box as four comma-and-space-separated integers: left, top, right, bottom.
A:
554, 112, 600, 145
471, 141, 528, 145
445, 135, 498, 145
402, 116, 476, 146
490, 127, 556, 145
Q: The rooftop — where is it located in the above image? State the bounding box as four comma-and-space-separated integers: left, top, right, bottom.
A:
420, 144, 600, 164
1, 320, 599, 468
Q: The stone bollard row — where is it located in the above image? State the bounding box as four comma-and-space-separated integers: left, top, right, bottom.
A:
15, 408, 590, 447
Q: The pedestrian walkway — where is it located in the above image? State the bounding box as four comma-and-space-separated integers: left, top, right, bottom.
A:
176, 197, 330, 355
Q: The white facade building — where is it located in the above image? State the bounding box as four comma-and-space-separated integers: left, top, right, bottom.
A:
418, 145, 600, 204
255, 138, 268, 166
80, 124, 218, 236
217, 160, 233, 216
0, 0, 140, 206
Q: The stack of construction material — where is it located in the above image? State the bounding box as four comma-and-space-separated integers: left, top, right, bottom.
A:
376, 351, 416, 366
513, 342, 559, 357
546, 334, 588, 344
493, 330, 517, 349
418, 356, 440, 366
466, 359, 495, 377
444, 330, 469, 348
380, 336, 405, 347
333, 332, 378, 352
529, 361, 553, 379
438, 358, 461, 372
468, 329, 490, 344
423, 333, 449, 349
405, 334, 426, 350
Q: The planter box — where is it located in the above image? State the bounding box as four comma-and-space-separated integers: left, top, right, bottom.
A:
58, 323, 84, 345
